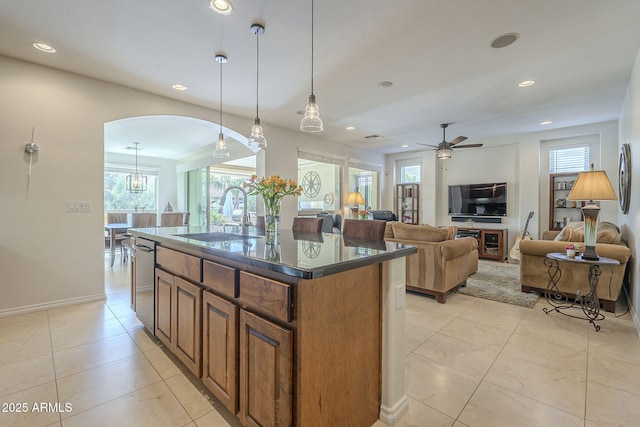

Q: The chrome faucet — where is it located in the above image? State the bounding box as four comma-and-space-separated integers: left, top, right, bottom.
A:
220, 185, 252, 229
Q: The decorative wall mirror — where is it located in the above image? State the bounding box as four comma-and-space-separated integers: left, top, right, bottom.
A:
618, 143, 631, 214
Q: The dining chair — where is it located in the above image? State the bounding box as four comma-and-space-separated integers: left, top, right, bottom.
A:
341, 219, 386, 241
161, 212, 183, 227
132, 212, 157, 227
292, 217, 323, 233
106, 212, 129, 262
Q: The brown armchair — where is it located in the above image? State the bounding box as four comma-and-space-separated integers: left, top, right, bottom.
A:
385, 222, 479, 303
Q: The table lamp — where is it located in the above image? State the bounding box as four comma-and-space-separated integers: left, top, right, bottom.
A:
566, 166, 617, 260
345, 191, 365, 218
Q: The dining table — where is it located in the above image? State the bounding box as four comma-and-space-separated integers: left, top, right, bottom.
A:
105, 223, 131, 267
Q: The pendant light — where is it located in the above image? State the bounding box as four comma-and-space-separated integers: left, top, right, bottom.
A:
300, 0, 323, 132
214, 53, 230, 158
248, 23, 267, 149
126, 142, 147, 193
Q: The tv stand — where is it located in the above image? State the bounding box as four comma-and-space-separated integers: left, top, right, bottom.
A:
456, 227, 508, 262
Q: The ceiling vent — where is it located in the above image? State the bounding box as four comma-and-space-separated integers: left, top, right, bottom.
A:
364, 134, 381, 139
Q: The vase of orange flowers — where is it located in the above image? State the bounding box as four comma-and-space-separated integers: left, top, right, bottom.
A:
244, 175, 302, 243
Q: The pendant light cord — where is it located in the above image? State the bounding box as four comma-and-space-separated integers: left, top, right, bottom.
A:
256, 30, 260, 119
310, 0, 314, 96
219, 60, 223, 135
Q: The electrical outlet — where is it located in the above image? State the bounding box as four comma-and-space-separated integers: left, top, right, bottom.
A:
395, 283, 405, 309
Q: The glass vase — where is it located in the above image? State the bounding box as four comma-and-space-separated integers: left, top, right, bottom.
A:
264, 197, 282, 244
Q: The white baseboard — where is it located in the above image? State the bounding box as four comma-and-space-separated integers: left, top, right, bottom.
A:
379, 394, 409, 425
0, 293, 107, 318
624, 288, 640, 339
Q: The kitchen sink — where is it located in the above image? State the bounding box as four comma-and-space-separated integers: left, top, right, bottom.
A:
172, 232, 261, 242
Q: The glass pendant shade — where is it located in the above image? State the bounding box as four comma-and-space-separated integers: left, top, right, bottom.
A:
249, 23, 267, 149
300, 94, 323, 132
436, 147, 452, 160
300, 0, 323, 133
249, 118, 267, 148
213, 54, 229, 159
214, 133, 230, 158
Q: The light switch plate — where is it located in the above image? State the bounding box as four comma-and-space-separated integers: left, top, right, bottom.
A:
67, 201, 91, 212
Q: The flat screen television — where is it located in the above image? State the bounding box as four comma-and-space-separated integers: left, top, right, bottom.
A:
448, 182, 507, 216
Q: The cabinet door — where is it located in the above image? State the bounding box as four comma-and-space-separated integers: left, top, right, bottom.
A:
174, 277, 202, 377
155, 268, 174, 347
202, 291, 238, 413
239, 310, 293, 427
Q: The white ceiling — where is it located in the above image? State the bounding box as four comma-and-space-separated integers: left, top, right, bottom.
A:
2, 0, 640, 159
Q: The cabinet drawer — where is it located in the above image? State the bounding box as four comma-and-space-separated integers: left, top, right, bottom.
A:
238, 272, 291, 323
203, 260, 237, 299
156, 246, 201, 283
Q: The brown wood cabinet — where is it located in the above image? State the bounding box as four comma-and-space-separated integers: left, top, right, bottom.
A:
202, 290, 239, 413
174, 277, 202, 376
152, 245, 381, 427
155, 267, 203, 377
457, 227, 508, 262
155, 268, 174, 347
239, 309, 293, 427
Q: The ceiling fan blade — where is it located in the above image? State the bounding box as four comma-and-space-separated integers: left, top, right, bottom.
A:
416, 143, 439, 148
449, 136, 468, 145
452, 143, 483, 149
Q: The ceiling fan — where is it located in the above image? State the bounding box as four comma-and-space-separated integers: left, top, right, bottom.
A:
417, 123, 483, 159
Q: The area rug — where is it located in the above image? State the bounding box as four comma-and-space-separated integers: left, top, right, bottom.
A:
457, 261, 539, 308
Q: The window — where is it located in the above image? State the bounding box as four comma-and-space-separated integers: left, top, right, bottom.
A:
298, 152, 342, 213
396, 159, 422, 183
104, 166, 158, 212
549, 145, 590, 173
187, 167, 256, 227
348, 162, 380, 210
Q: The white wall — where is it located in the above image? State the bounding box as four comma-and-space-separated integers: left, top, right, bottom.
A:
619, 48, 640, 330
0, 55, 384, 315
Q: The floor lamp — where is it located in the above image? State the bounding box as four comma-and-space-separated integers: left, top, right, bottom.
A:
566, 167, 617, 260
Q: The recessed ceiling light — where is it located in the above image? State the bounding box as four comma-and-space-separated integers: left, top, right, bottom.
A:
377, 81, 393, 89
32, 42, 56, 53
346, 126, 355, 131
491, 33, 519, 49
401, 144, 409, 148
210, 0, 232, 15
172, 84, 188, 91
518, 80, 535, 87
540, 121, 553, 125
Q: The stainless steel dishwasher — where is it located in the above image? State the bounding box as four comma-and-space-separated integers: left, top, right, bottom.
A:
133, 236, 156, 333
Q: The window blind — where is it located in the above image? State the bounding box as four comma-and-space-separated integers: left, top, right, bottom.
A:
549, 145, 590, 173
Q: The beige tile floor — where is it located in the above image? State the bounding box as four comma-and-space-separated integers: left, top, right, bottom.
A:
1, 253, 639, 427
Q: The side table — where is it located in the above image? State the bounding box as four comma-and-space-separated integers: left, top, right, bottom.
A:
543, 253, 619, 331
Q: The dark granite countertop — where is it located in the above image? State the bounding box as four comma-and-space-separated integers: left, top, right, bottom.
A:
130, 225, 416, 279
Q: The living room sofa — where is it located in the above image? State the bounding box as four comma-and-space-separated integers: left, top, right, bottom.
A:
385, 222, 479, 303
519, 222, 631, 312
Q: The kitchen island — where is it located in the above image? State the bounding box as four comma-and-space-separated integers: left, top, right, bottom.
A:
129, 225, 416, 426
